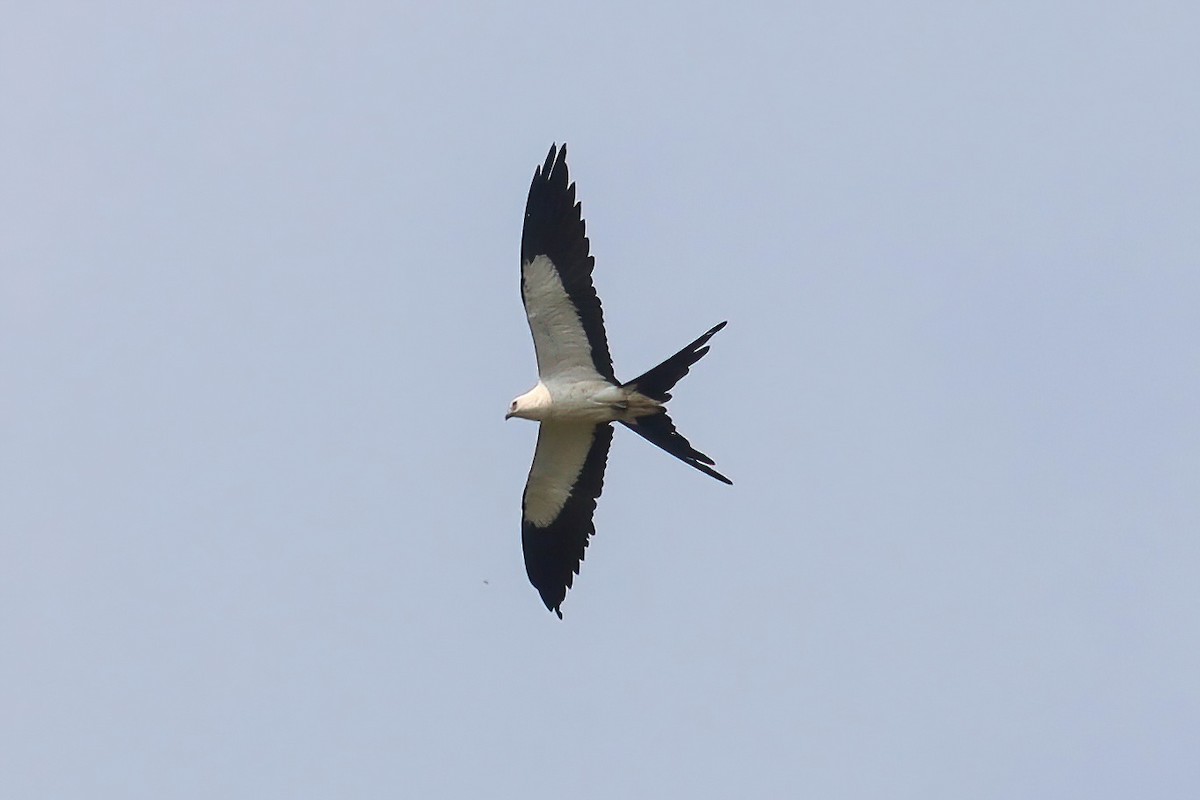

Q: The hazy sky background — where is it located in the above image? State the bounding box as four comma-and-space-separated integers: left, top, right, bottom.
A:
3, 2, 1198, 797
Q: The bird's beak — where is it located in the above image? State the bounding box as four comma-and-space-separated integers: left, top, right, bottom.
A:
505, 411, 513, 420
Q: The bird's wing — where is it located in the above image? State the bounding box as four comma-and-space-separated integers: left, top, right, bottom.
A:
520, 144, 615, 383
521, 422, 613, 617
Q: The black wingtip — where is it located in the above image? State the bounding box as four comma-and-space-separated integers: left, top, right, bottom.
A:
535, 586, 568, 619
539, 143, 566, 177
540, 590, 566, 619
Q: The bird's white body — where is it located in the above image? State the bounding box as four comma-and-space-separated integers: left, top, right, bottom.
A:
508, 380, 661, 423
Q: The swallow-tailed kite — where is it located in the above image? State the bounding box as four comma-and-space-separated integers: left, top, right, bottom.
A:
507, 144, 731, 618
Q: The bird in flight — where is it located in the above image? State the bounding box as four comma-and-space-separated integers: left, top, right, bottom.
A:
507, 144, 731, 618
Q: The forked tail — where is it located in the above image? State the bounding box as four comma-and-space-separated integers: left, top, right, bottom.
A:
620, 322, 731, 485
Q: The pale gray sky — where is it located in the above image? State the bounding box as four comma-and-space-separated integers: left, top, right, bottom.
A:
3, 2, 1198, 798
